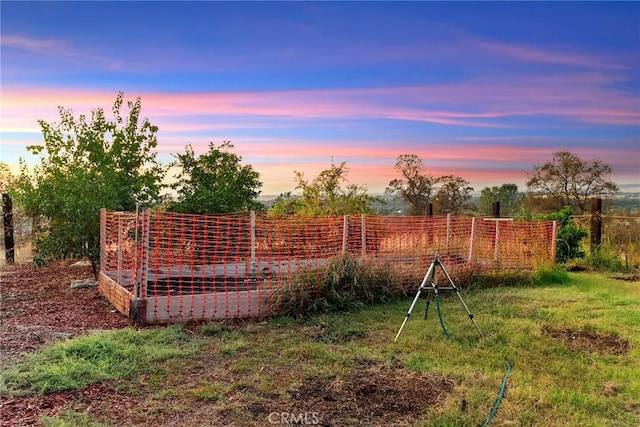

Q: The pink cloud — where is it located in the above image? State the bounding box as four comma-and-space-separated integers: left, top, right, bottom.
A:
3, 71, 638, 134
473, 39, 629, 70
1, 34, 123, 70
1, 35, 66, 53
2, 82, 637, 194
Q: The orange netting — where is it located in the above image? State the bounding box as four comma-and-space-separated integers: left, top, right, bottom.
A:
99, 209, 557, 324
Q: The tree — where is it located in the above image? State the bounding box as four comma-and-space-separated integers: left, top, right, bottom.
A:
13, 93, 165, 275
433, 175, 474, 214
169, 141, 263, 214
478, 183, 525, 217
526, 151, 619, 214
0, 163, 15, 193
269, 162, 380, 216
385, 154, 439, 215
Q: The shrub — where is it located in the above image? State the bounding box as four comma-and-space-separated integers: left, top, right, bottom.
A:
276, 254, 399, 318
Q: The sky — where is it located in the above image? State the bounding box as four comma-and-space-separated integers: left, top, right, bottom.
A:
1, 1, 639, 196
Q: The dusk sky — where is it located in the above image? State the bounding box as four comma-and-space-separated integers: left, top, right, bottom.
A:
1, 1, 639, 195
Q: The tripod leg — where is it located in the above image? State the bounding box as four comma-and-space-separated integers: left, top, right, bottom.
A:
439, 262, 483, 338
394, 286, 423, 342
394, 262, 435, 342
454, 290, 483, 337
424, 290, 431, 320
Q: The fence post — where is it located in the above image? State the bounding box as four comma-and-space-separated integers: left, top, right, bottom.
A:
551, 220, 558, 263
116, 214, 123, 286
2, 193, 14, 265
250, 210, 257, 269
342, 215, 348, 254
590, 198, 602, 252
99, 208, 106, 272
134, 209, 151, 322
361, 214, 366, 256
446, 213, 451, 253
494, 220, 501, 262
468, 217, 477, 263
492, 201, 501, 218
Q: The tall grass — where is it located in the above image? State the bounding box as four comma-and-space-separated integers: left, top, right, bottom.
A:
276, 254, 400, 318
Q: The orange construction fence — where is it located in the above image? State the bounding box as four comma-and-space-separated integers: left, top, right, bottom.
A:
99, 209, 557, 324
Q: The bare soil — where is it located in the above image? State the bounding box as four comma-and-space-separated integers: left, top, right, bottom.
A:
1, 261, 457, 427
1, 261, 130, 426
543, 327, 630, 356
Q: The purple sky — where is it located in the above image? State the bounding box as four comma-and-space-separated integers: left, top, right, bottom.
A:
1, 1, 638, 195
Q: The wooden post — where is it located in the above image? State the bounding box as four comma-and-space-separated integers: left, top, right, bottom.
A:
590, 198, 602, 252
446, 213, 451, 253
116, 215, 123, 286
136, 209, 150, 301
99, 208, 106, 272
551, 220, 558, 263
494, 221, 501, 262
361, 214, 366, 256
468, 217, 477, 263
250, 210, 256, 268
428, 203, 433, 216
2, 194, 15, 264
492, 201, 501, 218
342, 215, 348, 255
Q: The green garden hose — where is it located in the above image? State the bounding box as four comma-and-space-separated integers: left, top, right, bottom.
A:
482, 360, 512, 426
432, 291, 511, 426
434, 292, 451, 339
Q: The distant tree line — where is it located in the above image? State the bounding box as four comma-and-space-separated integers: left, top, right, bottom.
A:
1, 94, 620, 270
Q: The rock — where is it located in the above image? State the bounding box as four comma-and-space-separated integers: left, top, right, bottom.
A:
70, 279, 97, 290
70, 260, 92, 267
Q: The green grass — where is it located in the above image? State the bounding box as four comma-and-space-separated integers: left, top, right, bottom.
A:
2, 272, 639, 426
0, 325, 197, 396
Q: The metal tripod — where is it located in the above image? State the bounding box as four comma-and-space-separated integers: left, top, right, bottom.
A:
394, 254, 482, 342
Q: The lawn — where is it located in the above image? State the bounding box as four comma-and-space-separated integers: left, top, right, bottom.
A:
2, 272, 639, 426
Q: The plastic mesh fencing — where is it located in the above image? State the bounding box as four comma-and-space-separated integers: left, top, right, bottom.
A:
99, 209, 140, 317
99, 209, 557, 324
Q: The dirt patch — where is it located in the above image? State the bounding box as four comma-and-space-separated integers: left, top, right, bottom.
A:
0, 383, 150, 426
286, 367, 455, 426
0, 261, 130, 370
1, 261, 131, 426
1, 261, 460, 427
544, 327, 630, 356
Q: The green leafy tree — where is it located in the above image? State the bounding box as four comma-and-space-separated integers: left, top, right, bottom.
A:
385, 154, 439, 215
169, 141, 263, 214
0, 162, 17, 194
433, 175, 474, 214
526, 151, 619, 214
270, 162, 379, 216
13, 93, 165, 275
478, 183, 525, 217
